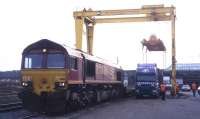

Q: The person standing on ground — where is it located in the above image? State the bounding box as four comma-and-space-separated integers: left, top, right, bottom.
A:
160, 82, 166, 100
176, 84, 180, 96
192, 82, 197, 97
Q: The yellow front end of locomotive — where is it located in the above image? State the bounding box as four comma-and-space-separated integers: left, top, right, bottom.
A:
21, 69, 69, 96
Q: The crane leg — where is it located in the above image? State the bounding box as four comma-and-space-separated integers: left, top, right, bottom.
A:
87, 23, 94, 55
75, 17, 84, 50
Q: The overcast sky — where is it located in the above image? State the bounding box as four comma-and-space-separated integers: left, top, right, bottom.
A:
0, 0, 199, 71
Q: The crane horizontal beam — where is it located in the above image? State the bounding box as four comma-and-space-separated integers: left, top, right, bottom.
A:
95, 16, 171, 23
74, 7, 174, 17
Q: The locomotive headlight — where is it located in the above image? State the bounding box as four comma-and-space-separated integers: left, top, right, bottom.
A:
59, 82, 65, 87
22, 76, 32, 87
22, 82, 28, 87
55, 82, 65, 88
21, 81, 32, 87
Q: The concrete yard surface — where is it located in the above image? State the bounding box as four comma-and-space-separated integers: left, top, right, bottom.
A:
64, 96, 200, 119
1, 92, 200, 119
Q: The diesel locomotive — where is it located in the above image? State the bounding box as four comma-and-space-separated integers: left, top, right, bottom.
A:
19, 39, 123, 113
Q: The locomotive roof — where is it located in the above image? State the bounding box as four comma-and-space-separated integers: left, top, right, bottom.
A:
23, 39, 67, 54
64, 44, 120, 68
23, 39, 120, 69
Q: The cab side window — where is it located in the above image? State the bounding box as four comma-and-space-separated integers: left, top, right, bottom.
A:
70, 57, 78, 70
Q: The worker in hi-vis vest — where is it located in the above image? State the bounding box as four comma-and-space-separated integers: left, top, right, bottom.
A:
160, 82, 166, 101
192, 82, 197, 97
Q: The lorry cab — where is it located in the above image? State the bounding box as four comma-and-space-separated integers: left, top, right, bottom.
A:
135, 64, 160, 98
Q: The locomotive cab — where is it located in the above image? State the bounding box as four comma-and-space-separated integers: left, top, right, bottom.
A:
20, 39, 69, 112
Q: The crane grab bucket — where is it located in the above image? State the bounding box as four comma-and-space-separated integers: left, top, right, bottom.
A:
141, 35, 166, 51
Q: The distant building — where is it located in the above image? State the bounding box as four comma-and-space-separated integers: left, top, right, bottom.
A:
164, 63, 200, 85
0, 70, 20, 80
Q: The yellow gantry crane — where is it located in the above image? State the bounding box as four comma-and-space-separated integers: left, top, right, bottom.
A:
73, 4, 177, 95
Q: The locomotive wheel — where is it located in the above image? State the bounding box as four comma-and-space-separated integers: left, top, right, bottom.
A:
96, 90, 101, 103
91, 90, 98, 104
80, 93, 89, 108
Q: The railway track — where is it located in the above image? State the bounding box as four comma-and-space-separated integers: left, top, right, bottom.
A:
0, 94, 18, 98
20, 113, 40, 119
0, 102, 23, 112
0, 88, 23, 112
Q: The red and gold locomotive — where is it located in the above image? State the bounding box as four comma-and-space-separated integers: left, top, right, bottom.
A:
19, 39, 123, 113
